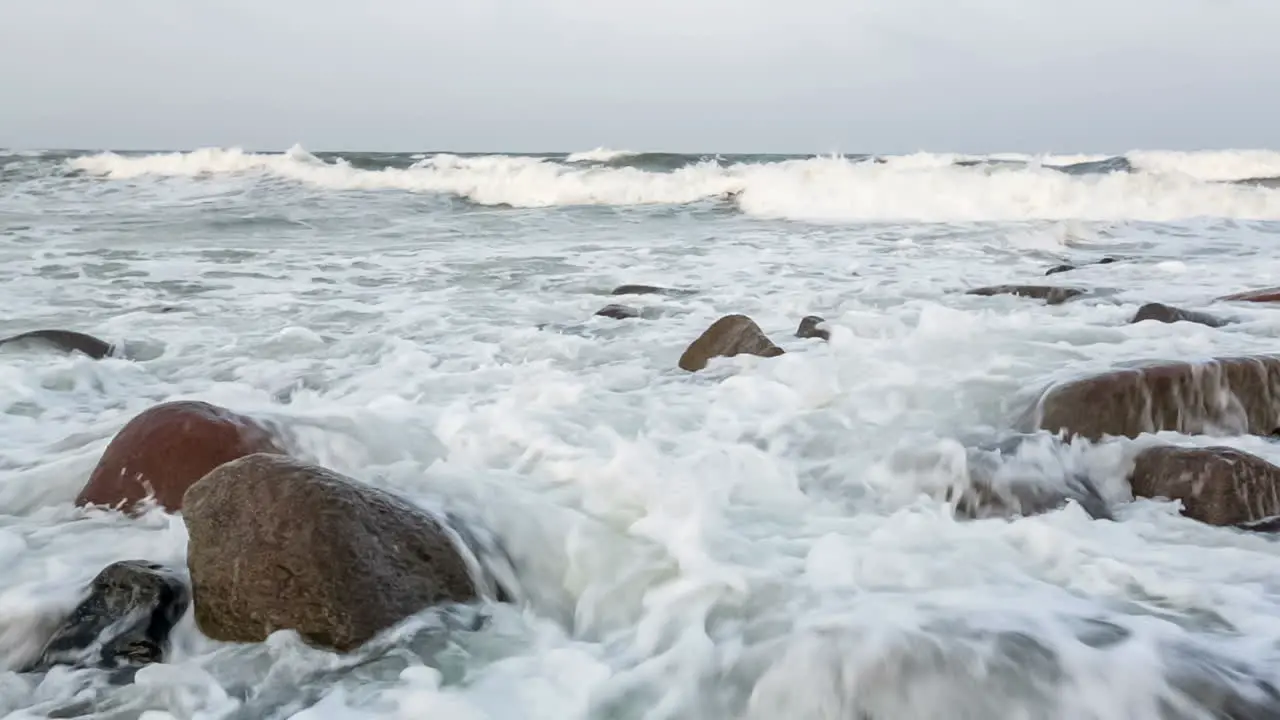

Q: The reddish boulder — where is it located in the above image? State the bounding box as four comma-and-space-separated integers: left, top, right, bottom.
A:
1219, 287, 1280, 303
1024, 356, 1280, 441
1129, 445, 1280, 528
76, 401, 283, 513
679, 315, 784, 372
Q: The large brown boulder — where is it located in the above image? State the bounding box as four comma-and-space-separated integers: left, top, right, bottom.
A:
1219, 287, 1280, 303
76, 400, 283, 513
1129, 445, 1280, 528
1025, 356, 1280, 441
183, 453, 483, 652
679, 314, 784, 372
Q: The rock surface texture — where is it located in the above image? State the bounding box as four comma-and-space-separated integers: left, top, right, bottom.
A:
76, 400, 284, 513
1129, 445, 1280, 528
1131, 303, 1226, 328
966, 285, 1086, 305
183, 453, 482, 652
1028, 356, 1280, 441
678, 314, 784, 372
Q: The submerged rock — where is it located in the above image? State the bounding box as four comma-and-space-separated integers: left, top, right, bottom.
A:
1129, 445, 1280, 528
183, 453, 485, 653
678, 314, 784, 372
1044, 257, 1118, 276
795, 315, 830, 341
1131, 302, 1226, 328
594, 304, 641, 320
28, 561, 189, 673
1026, 356, 1280, 441
0, 329, 115, 359
610, 284, 696, 297
1219, 286, 1280, 303
966, 285, 1086, 305
76, 400, 284, 513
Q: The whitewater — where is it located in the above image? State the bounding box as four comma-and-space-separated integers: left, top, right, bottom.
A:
3, 145, 1280, 719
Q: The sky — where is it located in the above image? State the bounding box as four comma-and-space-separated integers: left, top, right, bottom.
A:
1, 0, 1278, 154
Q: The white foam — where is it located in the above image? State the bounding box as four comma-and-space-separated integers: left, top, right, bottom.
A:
67, 146, 1280, 223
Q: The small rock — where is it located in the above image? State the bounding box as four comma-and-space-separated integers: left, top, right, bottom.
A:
595, 304, 641, 320
76, 400, 284, 513
795, 315, 830, 341
1129, 445, 1280, 528
0, 330, 115, 359
183, 453, 487, 653
1025, 356, 1280, 441
1131, 302, 1226, 328
27, 561, 190, 672
1219, 287, 1280, 303
1044, 257, 1118, 276
610, 284, 696, 297
678, 315, 784, 372
966, 285, 1086, 305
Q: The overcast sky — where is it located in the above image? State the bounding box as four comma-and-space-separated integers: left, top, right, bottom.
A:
1, 0, 1277, 154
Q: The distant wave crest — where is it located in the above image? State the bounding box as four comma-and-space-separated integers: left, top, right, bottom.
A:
60, 145, 1280, 223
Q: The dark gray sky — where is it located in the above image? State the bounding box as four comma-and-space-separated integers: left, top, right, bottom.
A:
2, 0, 1277, 154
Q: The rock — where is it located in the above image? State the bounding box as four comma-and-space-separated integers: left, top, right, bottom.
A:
0, 330, 115, 359
183, 453, 484, 652
678, 315, 785, 372
1219, 287, 1280, 303
1045, 257, 1118, 276
1026, 356, 1280, 441
1129, 445, 1280, 528
27, 561, 190, 673
595, 304, 641, 320
966, 285, 1086, 305
795, 315, 830, 341
76, 400, 284, 513
610, 284, 696, 297
1131, 302, 1226, 328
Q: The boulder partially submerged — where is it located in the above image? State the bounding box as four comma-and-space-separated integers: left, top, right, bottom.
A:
966, 285, 1086, 305
1130, 302, 1226, 328
1129, 445, 1280, 529
183, 453, 486, 652
679, 315, 784, 372
1025, 356, 1280, 441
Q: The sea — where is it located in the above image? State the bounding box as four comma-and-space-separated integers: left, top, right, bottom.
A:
3, 145, 1280, 719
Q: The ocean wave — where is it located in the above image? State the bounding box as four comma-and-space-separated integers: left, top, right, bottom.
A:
61, 146, 1280, 223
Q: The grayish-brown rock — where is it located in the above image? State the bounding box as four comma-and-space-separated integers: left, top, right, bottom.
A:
595, 304, 641, 320
27, 561, 189, 674
1129, 445, 1280, 528
1024, 356, 1280, 441
183, 453, 484, 652
0, 329, 115, 359
678, 314, 784, 372
795, 315, 830, 341
966, 285, 1085, 305
610, 284, 696, 297
1131, 302, 1226, 328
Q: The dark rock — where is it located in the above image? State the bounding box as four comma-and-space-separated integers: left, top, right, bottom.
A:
1129, 445, 1280, 528
77, 400, 284, 513
1046, 257, 1120, 276
183, 453, 486, 653
1026, 356, 1280, 441
0, 330, 115, 359
796, 315, 830, 341
595, 304, 641, 320
678, 315, 785, 372
27, 561, 190, 672
1219, 287, 1280, 303
954, 438, 1112, 521
966, 285, 1086, 305
610, 284, 696, 297
1131, 302, 1226, 328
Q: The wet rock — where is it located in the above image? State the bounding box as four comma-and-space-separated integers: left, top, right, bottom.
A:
1044, 257, 1118, 276
610, 284, 696, 297
795, 315, 830, 341
76, 400, 284, 513
678, 314, 784, 372
0, 330, 115, 359
1219, 287, 1280, 303
183, 453, 484, 652
595, 304, 641, 320
965, 285, 1086, 305
27, 561, 190, 672
954, 438, 1112, 521
1129, 445, 1280, 528
1026, 356, 1280, 441
1131, 302, 1226, 328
